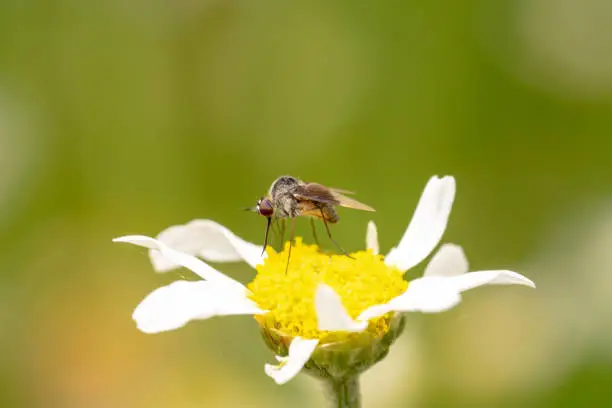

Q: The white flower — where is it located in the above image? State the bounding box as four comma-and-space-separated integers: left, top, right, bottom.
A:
114, 175, 535, 385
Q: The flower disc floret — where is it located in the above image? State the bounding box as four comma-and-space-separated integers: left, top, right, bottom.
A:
248, 238, 408, 341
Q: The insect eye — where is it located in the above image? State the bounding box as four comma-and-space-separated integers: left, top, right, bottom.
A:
257, 198, 274, 217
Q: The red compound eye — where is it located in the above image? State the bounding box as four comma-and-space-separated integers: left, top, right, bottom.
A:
257, 198, 274, 217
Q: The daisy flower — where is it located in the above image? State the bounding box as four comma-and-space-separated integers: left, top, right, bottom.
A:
114, 176, 535, 404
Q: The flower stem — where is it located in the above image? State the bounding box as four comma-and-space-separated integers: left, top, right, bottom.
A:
326, 376, 361, 408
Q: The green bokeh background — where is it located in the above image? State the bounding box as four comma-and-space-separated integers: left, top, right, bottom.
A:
1, 1, 611, 407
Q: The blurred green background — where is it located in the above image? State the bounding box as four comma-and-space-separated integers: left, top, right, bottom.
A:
1, 0, 612, 407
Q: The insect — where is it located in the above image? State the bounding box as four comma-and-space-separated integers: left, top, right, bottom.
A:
253, 175, 375, 271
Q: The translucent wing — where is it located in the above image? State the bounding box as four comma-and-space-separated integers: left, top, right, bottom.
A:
294, 183, 339, 205
329, 191, 375, 212
294, 183, 375, 212
329, 187, 355, 195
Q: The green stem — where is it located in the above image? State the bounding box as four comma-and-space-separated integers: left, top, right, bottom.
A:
326, 376, 361, 408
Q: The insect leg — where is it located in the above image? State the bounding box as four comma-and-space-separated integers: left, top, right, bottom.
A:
310, 218, 321, 247
285, 217, 295, 274
272, 219, 280, 249
261, 217, 272, 256
320, 208, 354, 259
279, 219, 286, 248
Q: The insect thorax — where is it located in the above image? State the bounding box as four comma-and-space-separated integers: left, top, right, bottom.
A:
269, 176, 301, 219
269, 176, 299, 197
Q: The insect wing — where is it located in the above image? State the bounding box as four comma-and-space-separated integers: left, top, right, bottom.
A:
293, 183, 339, 205
328, 187, 355, 195
330, 191, 375, 212
294, 183, 375, 212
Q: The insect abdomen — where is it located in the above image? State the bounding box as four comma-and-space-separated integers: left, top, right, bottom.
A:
323, 206, 339, 223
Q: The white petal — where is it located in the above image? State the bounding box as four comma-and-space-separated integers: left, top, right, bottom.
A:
151, 220, 264, 271
315, 284, 368, 332
423, 243, 469, 277
113, 235, 244, 289
358, 269, 535, 321
385, 176, 456, 272
366, 221, 379, 255
264, 337, 319, 385
357, 303, 395, 322
449, 270, 536, 292
358, 277, 461, 320
132, 280, 266, 334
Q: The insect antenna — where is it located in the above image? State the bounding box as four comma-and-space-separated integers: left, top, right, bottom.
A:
285, 217, 296, 274
261, 217, 272, 256
320, 208, 354, 259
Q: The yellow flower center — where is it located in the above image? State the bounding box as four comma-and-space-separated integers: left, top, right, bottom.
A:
247, 238, 408, 342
